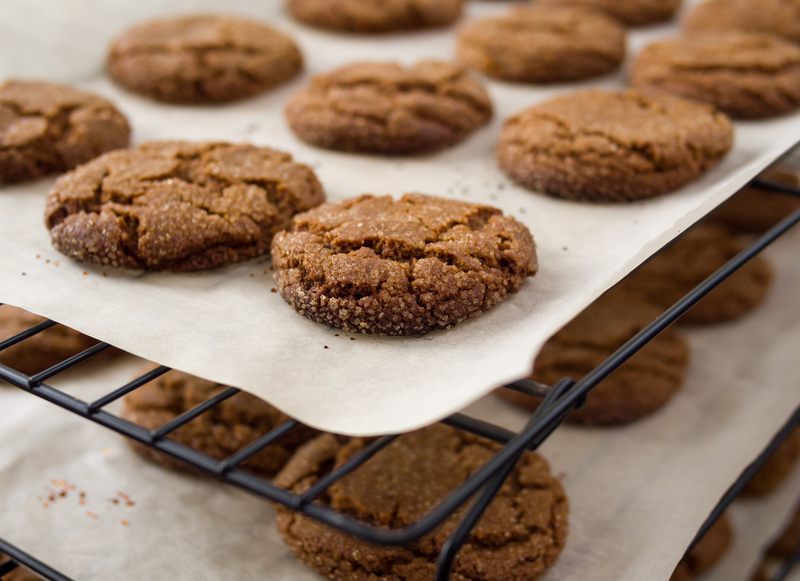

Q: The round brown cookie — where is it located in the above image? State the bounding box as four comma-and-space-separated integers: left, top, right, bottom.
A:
768, 501, 800, 559
741, 427, 800, 497
630, 32, 800, 119
538, 0, 682, 26
684, 0, 800, 45
107, 15, 302, 104
709, 167, 800, 234
0, 305, 101, 377
496, 89, 734, 202
122, 368, 317, 477
0, 80, 129, 186
620, 223, 773, 325
271, 193, 538, 335
44, 141, 325, 272
286, 0, 462, 33
285, 60, 492, 155
670, 514, 733, 581
273, 424, 569, 581
497, 285, 689, 425
455, 5, 626, 83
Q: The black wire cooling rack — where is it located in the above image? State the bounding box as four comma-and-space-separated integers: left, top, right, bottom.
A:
2, 168, 800, 581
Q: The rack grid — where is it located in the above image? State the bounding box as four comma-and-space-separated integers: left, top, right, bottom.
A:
2, 167, 800, 581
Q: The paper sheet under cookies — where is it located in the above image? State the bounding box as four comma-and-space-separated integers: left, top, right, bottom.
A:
1, 225, 799, 581
1, 0, 800, 435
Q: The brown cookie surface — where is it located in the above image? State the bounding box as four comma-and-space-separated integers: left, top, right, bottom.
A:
620, 223, 773, 325
107, 15, 302, 104
0, 305, 101, 377
670, 514, 733, 581
496, 89, 733, 202
285, 60, 492, 155
498, 285, 689, 425
768, 501, 800, 559
0, 80, 130, 185
0, 554, 40, 581
456, 6, 626, 83
709, 167, 800, 234
274, 424, 568, 581
271, 193, 538, 335
742, 427, 800, 497
684, 0, 800, 44
539, 0, 682, 26
630, 32, 800, 119
45, 141, 325, 272
122, 368, 317, 477
286, 0, 462, 33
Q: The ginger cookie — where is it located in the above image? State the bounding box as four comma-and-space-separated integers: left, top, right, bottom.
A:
107, 15, 302, 104
286, 0, 462, 33
0, 80, 129, 186
271, 193, 537, 335
768, 501, 800, 559
741, 427, 800, 497
0, 305, 101, 378
621, 223, 773, 325
455, 5, 626, 83
630, 32, 800, 119
538, 0, 682, 26
497, 285, 689, 425
45, 141, 325, 272
122, 368, 317, 477
285, 60, 492, 155
496, 89, 733, 202
670, 514, 733, 581
273, 424, 569, 581
709, 167, 800, 234
684, 0, 800, 45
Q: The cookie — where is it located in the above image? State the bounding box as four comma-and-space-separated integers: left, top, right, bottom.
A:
497, 285, 689, 425
122, 368, 317, 477
538, 0, 682, 26
0, 80, 129, 186
620, 223, 773, 325
286, 0, 462, 33
44, 141, 325, 271
670, 514, 733, 581
455, 6, 626, 83
107, 15, 302, 104
0, 305, 101, 378
684, 0, 800, 45
768, 502, 800, 559
630, 32, 800, 119
274, 424, 568, 581
271, 193, 537, 335
742, 427, 800, 497
709, 167, 800, 234
285, 60, 492, 155
0, 555, 40, 581
496, 89, 734, 202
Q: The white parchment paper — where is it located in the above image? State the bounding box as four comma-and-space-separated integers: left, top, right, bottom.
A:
1, 218, 799, 581
1, 0, 800, 435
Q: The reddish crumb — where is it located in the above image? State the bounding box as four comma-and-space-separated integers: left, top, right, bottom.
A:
263, 270, 268, 274
249, 273, 254, 277
102, 273, 107, 277
109, 498, 119, 504
59, 490, 67, 497
36, 254, 40, 258
126, 500, 135, 507
54, 262, 59, 267
122, 519, 129, 526
270, 288, 277, 293
80, 500, 86, 506
350, 337, 356, 341
324, 345, 328, 349
87, 511, 98, 519
79, 492, 86, 498
83, 271, 88, 275
334, 334, 339, 337
45, 259, 50, 263
43, 503, 49, 508
48, 494, 56, 502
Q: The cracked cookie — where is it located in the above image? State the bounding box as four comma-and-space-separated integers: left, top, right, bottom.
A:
273, 424, 569, 581
497, 285, 689, 425
271, 193, 537, 335
122, 367, 317, 477
0, 80, 129, 186
741, 427, 800, 497
496, 89, 734, 202
538, 0, 682, 26
670, 514, 733, 581
620, 223, 773, 325
0, 305, 102, 377
286, 0, 462, 33
630, 32, 800, 119
455, 5, 626, 83
44, 141, 325, 271
684, 0, 800, 45
285, 60, 492, 155
107, 15, 303, 104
